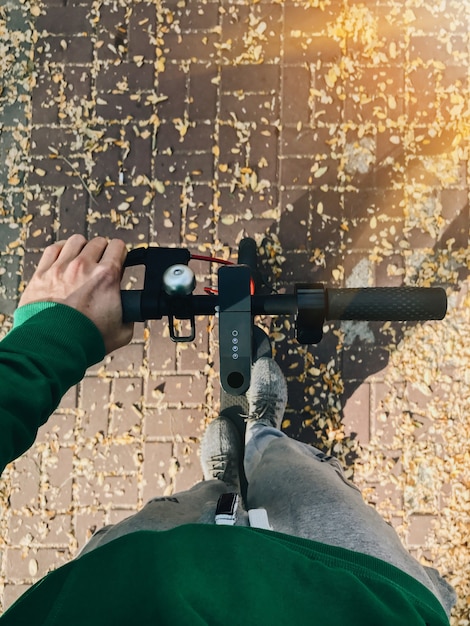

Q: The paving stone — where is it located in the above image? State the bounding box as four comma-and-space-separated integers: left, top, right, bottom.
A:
284, 3, 341, 36
96, 93, 153, 121
147, 318, 177, 371
367, 481, 404, 514
342, 382, 370, 445
220, 92, 279, 124
86, 442, 138, 474
154, 151, 213, 183
0, 254, 21, 315
2, 584, 30, 612
109, 399, 142, 437
173, 440, 203, 491
221, 64, 279, 93
143, 406, 205, 439
58, 385, 79, 411
278, 189, 310, 250
95, 3, 127, 62
283, 34, 341, 65
217, 186, 277, 217
9, 454, 41, 511
74, 509, 107, 549
128, 3, 158, 59
58, 187, 88, 238
157, 120, 215, 154
146, 373, 207, 406
88, 214, 151, 244
281, 156, 339, 188
219, 3, 281, 63
108, 508, 138, 525
36, 34, 94, 65
77, 474, 139, 508
141, 441, 174, 502
105, 344, 145, 374
188, 66, 218, 121
173, 1, 219, 32
79, 376, 112, 438
217, 216, 273, 246
35, 6, 92, 36
0, 191, 24, 221
157, 66, 187, 120
96, 62, 155, 94
164, 32, 219, 63
5, 546, 68, 582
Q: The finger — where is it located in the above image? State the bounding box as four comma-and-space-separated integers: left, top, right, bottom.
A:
35, 240, 68, 273
100, 238, 128, 269
54, 234, 88, 266
78, 236, 109, 264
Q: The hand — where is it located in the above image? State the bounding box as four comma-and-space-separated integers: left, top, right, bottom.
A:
19, 235, 134, 354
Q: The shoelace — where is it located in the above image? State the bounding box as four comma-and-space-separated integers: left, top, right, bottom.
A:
208, 453, 239, 487
245, 393, 284, 422
208, 453, 230, 476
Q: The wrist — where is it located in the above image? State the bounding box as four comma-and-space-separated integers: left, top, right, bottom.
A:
14, 302, 59, 327
13, 302, 106, 365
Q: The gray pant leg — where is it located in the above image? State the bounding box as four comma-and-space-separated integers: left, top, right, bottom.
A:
76, 480, 249, 558
244, 423, 456, 617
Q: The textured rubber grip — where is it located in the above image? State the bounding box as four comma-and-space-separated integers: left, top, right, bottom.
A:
121, 290, 144, 323
327, 287, 447, 321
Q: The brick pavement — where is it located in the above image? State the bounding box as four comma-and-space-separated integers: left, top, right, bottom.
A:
1, 0, 469, 620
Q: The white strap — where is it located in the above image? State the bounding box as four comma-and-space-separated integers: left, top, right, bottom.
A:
248, 508, 272, 530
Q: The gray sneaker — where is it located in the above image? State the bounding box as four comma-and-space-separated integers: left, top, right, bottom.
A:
246, 357, 288, 429
200, 416, 242, 491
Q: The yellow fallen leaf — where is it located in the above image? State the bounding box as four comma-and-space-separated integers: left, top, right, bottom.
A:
221, 215, 235, 225
314, 166, 328, 178
154, 180, 165, 194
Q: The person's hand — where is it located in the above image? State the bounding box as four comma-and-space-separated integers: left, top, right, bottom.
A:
19, 235, 134, 354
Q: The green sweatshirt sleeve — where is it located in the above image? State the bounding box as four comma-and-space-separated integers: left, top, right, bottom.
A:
0, 303, 105, 475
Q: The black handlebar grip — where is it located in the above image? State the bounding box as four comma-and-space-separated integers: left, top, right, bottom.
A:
238, 237, 258, 269
121, 290, 144, 323
327, 287, 447, 321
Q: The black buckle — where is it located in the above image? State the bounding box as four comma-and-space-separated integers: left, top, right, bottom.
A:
215, 492, 239, 525
168, 314, 196, 343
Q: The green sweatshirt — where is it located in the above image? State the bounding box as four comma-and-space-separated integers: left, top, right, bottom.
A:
0, 303, 450, 625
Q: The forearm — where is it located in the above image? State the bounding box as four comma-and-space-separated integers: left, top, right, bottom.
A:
0, 303, 105, 475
